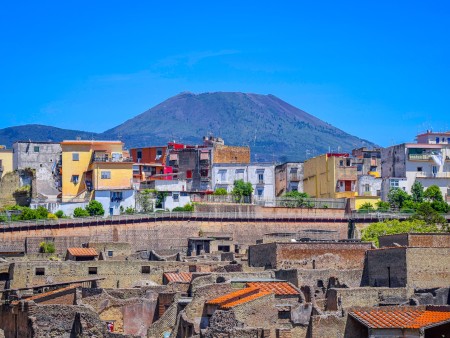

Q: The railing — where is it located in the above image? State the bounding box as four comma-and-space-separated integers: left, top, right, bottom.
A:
408, 154, 432, 161
416, 172, 450, 178
92, 157, 134, 163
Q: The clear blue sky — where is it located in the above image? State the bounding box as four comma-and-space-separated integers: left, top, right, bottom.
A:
1, 1, 449, 146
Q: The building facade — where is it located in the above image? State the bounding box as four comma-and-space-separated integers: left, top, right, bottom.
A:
60, 140, 135, 216
274, 162, 304, 196
212, 163, 276, 203
381, 131, 450, 201
303, 153, 357, 198
12, 141, 62, 202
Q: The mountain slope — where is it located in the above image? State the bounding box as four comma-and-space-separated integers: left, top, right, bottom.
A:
103, 92, 376, 161
0, 124, 99, 147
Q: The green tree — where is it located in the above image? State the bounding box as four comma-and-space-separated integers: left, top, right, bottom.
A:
361, 219, 440, 247
400, 200, 417, 213
411, 202, 447, 226
231, 180, 253, 203
411, 181, 424, 203
155, 191, 168, 208
388, 188, 411, 210
55, 210, 65, 218
85, 200, 105, 216
424, 185, 444, 202
213, 188, 228, 195
138, 189, 154, 213
73, 207, 90, 218
431, 201, 450, 213
280, 191, 310, 208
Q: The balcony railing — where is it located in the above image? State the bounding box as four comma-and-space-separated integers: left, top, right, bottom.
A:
408, 154, 432, 161
289, 174, 301, 181
93, 156, 134, 163
416, 172, 450, 178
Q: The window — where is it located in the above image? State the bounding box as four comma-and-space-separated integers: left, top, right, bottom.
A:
235, 169, 244, 180
364, 184, 370, 192
432, 166, 438, 176
88, 267, 98, 275
101, 171, 111, 179
141, 266, 150, 274
110, 191, 123, 202
186, 170, 193, 179
218, 245, 230, 252
34, 146, 40, 152
417, 167, 423, 172
137, 150, 142, 162
71, 175, 79, 184
258, 173, 264, 183
218, 169, 227, 182
346, 159, 351, 166
72, 153, 79, 161
436, 137, 440, 144
107, 251, 113, 257
173, 193, 179, 202
290, 168, 298, 174
35, 267, 45, 276
156, 148, 163, 160
390, 179, 399, 188
257, 188, 264, 196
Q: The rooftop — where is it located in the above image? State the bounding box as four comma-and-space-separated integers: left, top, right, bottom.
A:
67, 247, 98, 257
247, 282, 300, 296
207, 286, 273, 309
11, 283, 81, 305
163, 272, 192, 283
350, 307, 450, 329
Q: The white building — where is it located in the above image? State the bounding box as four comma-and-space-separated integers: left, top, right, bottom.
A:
212, 163, 276, 204
381, 131, 450, 202
142, 179, 191, 211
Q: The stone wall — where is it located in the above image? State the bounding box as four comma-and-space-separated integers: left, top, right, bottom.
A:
213, 145, 250, 164
276, 268, 364, 289
9, 260, 195, 289
325, 287, 407, 311
406, 247, 450, 289
0, 218, 349, 254
379, 233, 450, 248
249, 242, 371, 270
367, 247, 407, 287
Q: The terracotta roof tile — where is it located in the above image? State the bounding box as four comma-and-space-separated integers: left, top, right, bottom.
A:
220, 290, 272, 309
207, 286, 273, 309
350, 308, 450, 329
247, 282, 299, 296
207, 286, 259, 305
163, 272, 192, 283
67, 248, 98, 257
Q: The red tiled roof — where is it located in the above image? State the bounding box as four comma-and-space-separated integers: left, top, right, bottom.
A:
12, 284, 81, 305
247, 282, 299, 296
67, 248, 98, 257
163, 272, 192, 283
207, 286, 273, 309
350, 308, 450, 329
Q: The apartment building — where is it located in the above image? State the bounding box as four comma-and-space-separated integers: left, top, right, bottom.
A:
130, 146, 171, 183
212, 163, 275, 203
274, 162, 304, 196
303, 153, 357, 198
352, 147, 382, 197
381, 131, 450, 201
167, 136, 250, 192
61, 140, 135, 215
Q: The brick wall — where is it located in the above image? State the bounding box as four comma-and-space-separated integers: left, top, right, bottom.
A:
367, 247, 407, 287
213, 145, 250, 164
379, 233, 450, 248
406, 247, 450, 289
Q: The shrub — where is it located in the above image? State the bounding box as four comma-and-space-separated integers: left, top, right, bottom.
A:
73, 207, 90, 218
213, 188, 228, 195
358, 202, 375, 212
55, 210, 65, 218
85, 200, 105, 216
125, 206, 135, 214
172, 203, 194, 212
39, 241, 56, 253
47, 213, 58, 220
375, 201, 390, 212
36, 206, 49, 219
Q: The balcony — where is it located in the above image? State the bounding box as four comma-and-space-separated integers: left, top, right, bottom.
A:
93, 156, 133, 163
408, 154, 432, 161
416, 172, 450, 178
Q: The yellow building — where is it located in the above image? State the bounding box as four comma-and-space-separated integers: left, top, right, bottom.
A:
61, 140, 134, 215
303, 153, 358, 198
0, 147, 13, 179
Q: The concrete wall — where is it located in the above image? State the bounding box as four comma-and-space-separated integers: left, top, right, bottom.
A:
0, 150, 13, 179
356, 175, 381, 198
164, 193, 191, 211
